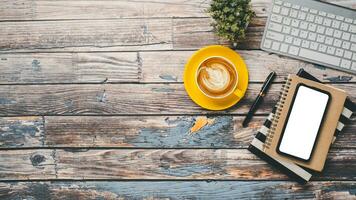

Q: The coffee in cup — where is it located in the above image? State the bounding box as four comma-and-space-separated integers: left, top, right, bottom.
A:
196, 56, 239, 99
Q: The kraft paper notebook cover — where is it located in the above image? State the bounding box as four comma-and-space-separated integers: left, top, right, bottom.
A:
263, 75, 347, 172
249, 68, 354, 183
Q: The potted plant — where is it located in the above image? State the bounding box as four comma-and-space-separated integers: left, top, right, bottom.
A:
208, 0, 255, 47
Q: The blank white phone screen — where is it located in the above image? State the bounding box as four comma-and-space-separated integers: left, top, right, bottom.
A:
278, 85, 329, 160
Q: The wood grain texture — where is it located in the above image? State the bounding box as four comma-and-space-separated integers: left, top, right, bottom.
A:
0, 116, 43, 148
0, 1, 354, 52
28, 149, 356, 180
0, 53, 140, 83
0, 150, 56, 180
0, 19, 173, 52
0, 51, 354, 84
0, 181, 355, 200
1, 0, 354, 21
44, 115, 355, 148
0, 0, 268, 21
0, 83, 354, 116
0, 115, 354, 148
0, 149, 354, 180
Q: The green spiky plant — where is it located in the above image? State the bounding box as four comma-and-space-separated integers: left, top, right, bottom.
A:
208, 0, 255, 47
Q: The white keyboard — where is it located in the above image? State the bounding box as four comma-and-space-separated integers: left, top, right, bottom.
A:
261, 0, 356, 74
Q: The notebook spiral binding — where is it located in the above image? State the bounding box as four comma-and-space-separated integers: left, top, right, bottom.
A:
263, 77, 292, 149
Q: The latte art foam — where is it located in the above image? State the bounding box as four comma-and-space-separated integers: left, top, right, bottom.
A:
197, 57, 237, 98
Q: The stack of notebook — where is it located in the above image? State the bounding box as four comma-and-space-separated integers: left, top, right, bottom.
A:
248, 68, 354, 183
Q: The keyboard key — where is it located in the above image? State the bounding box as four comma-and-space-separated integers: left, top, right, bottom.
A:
266, 31, 285, 41
344, 50, 352, 59
282, 26, 291, 34
299, 30, 308, 38
316, 25, 325, 34
352, 62, 356, 71
285, 35, 293, 44
291, 19, 300, 27
342, 32, 351, 41
290, 9, 298, 18
308, 32, 317, 41
292, 4, 300, 9
325, 37, 333, 45
306, 14, 315, 22
319, 44, 327, 52
327, 46, 335, 54
300, 21, 308, 29
351, 43, 356, 51
272, 41, 281, 51
263, 39, 272, 48
349, 25, 356, 33
308, 23, 317, 32
327, 13, 335, 19
335, 48, 344, 57
315, 16, 323, 24
342, 41, 350, 49
269, 22, 283, 32
351, 34, 356, 43
325, 28, 334, 36
336, 15, 344, 21
291, 28, 300, 36
340, 23, 349, 31
310, 9, 318, 14
333, 39, 342, 47
301, 40, 310, 48
340, 59, 351, 69
332, 20, 340, 29
310, 42, 318, 50
299, 48, 341, 66
283, 17, 291, 25
271, 14, 283, 23
317, 34, 325, 43
301, 6, 309, 12
289, 46, 299, 55
272, 5, 281, 13
281, 7, 289, 15
293, 38, 301, 46
298, 12, 306, 20
345, 18, 353, 23
319, 11, 326, 16
280, 43, 289, 52
284, 2, 291, 7
323, 18, 332, 27
275, 0, 283, 5
333, 30, 342, 38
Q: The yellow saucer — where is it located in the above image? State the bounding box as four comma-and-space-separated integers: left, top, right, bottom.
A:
183, 45, 249, 110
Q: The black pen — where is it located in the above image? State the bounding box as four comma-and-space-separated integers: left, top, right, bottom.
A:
242, 71, 276, 127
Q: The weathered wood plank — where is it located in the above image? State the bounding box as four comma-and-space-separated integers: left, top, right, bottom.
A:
0, 53, 140, 83
0, 1, 354, 52
44, 115, 355, 148
0, 19, 173, 52
0, 0, 271, 21
0, 116, 43, 148
0, 149, 354, 180
0, 115, 354, 148
1, 51, 353, 84
140, 50, 355, 83
0, 181, 355, 200
55, 149, 356, 180
0, 83, 354, 116
1, 0, 354, 21
0, 150, 56, 180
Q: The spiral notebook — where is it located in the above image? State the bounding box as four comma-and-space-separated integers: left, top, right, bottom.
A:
263, 75, 347, 171
248, 68, 354, 182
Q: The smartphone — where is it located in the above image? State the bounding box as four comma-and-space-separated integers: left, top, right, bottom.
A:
277, 84, 331, 162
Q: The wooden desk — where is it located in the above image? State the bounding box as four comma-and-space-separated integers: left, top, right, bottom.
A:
0, 0, 355, 199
